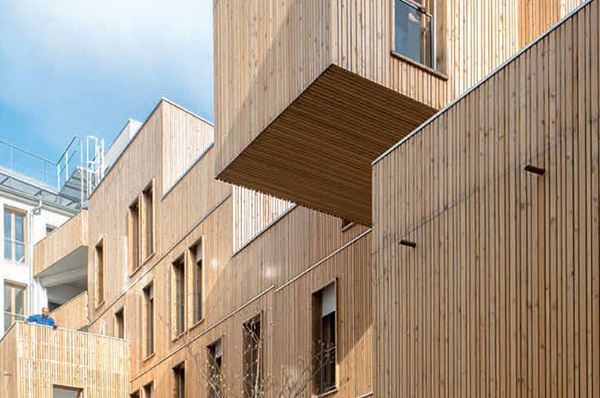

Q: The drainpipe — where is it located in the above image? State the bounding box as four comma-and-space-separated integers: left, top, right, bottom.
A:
28, 200, 43, 314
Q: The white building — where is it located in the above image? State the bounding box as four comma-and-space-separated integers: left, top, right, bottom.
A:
0, 135, 112, 334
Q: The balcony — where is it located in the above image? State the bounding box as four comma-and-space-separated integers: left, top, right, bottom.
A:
214, 1, 440, 225
49, 291, 88, 331
0, 322, 130, 398
34, 210, 88, 308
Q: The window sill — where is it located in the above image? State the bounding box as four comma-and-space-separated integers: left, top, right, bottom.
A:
142, 352, 156, 363
128, 265, 142, 279
172, 330, 186, 342
315, 387, 338, 398
390, 51, 448, 81
190, 318, 205, 331
142, 252, 155, 266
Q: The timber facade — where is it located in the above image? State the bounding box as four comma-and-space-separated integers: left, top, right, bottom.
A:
3, 1, 597, 397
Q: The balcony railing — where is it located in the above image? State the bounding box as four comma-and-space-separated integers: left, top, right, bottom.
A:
0, 322, 130, 398
50, 291, 88, 330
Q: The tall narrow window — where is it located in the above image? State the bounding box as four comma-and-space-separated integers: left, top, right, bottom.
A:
173, 363, 185, 398
143, 381, 154, 398
143, 283, 154, 356
4, 207, 26, 263
172, 256, 185, 335
115, 307, 124, 339
4, 282, 26, 332
191, 241, 203, 323
142, 184, 154, 258
129, 200, 140, 272
394, 0, 435, 68
95, 238, 105, 306
207, 339, 223, 398
130, 391, 140, 398
243, 316, 262, 398
313, 283, 336, 394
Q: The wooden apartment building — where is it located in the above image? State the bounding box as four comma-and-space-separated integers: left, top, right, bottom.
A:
3, 0, 598, 397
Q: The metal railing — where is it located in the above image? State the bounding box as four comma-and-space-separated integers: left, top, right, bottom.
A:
0, 136, 104, 208
0, 140, 56, 188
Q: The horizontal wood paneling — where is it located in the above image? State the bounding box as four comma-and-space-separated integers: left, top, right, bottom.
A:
0, 322, 129, 398
50, 291, 88, 330
373, 2, 599, 396
33, 210, 88, 276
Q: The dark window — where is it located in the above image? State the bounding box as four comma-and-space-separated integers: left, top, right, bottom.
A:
313, 283, 336, 394
130, 391, 140, 398
394, 0, 434, 68
129, 200, 140, 272
95, 239, 105, 306
207, 339, 223, 398
115, 308, 124, 339
191, 242, 203, 323
243, 316, 262, 398
143, 283, 154, 356
143, 185, 154, 258
174, 363, 185, 398
46, 224, 56, 235
173, 256, 185, 335
143, 381, 154, 398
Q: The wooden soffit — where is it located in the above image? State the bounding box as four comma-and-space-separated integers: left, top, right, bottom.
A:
217, 65, 437, 225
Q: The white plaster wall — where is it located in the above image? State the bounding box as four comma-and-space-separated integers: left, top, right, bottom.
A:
0, 192, 72, 334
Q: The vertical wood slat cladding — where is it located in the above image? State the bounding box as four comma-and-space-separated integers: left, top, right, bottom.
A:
87, 100, 229, 318
161, 102, 214, 196
0, 322, 130, 398
33, 210, 88, 276
91, 204, 372, 398
215, 0, 586, 187
86, 99, 372, 396
233, 186, 293, 252
373, 2, 599, 396
214, 0, 333, 175
50, 291, 88, 330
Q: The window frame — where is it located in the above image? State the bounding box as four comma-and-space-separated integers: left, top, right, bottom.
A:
115, 307, 124, 339
94, 236, 105, 308
172, 254, 186, 337
190, 239, 204, 325
173, 362, 185, 398
207, 338, 223, 398
243, 314, 262, 398
141, 181, 155, 260
312, 281, 337, 395
143, 381, 154, 398
52, 385, 84, 398
3, 206, 27, 264
128, 198, 141, 274
393, 0, 437, 70
143, 282, 155, 358
3, 281, 26, 332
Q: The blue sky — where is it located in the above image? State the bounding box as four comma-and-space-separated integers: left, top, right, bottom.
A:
0, 0, 213, 163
